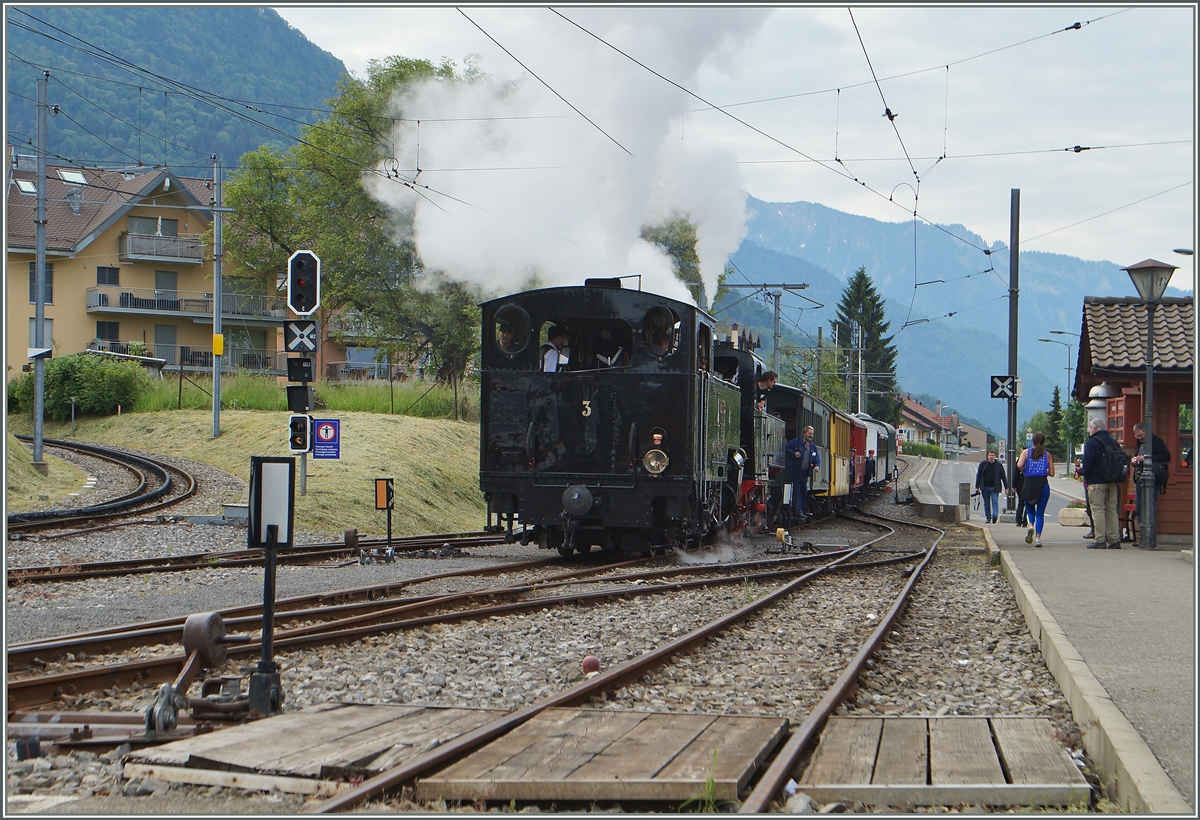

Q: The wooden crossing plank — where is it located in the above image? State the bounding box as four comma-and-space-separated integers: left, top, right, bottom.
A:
785, 783, 1092, 807
797, 717, 1090, 807
419, 709, 788, 804
264, 704, 454, 778
568, 712, 716, 782
481, 709, 648, 783
186, 703, 423, 773
654, 713, 787, 789
126, 703, 352, 769
799, 717, 881, 786
125, 703, 501, 783
929, 719, 1005, 785
426, 707, 584, 783
990, 718, 1088, 787
366, 708, 507, 775
872, 717, 927, 784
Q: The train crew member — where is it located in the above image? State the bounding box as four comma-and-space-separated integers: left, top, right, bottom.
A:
1016, 431, 1054, 548
973, 449, 1009, 524
865, 449, 877, 498
497, 322, 518, 353
755, 371, 777, 411
849, 448, 858, 500
541, 325, 568, 372
1081, 417, 1122, 550
784, 425, 820, 521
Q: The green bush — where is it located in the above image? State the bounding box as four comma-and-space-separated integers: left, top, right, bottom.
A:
8, 354, 152, 421
900, 440, 945, 459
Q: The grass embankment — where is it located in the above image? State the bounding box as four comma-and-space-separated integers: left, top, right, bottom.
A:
5, 411, 485, 538
5, 433, 89, 513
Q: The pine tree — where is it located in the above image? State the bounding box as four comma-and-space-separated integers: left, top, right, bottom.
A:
831, 267, 900, 424
1046, 386, 1066, 460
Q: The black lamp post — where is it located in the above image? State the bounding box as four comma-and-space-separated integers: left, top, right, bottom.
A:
1121, 259, 1176, 550
1038, 337, 1073, 461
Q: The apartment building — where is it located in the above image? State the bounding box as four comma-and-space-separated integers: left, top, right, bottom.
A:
6, 147, 285, 381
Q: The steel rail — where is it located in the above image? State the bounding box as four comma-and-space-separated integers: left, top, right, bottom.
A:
7, 437, 195, 532
304, 530, 910, 812
7, 543, 920, 710
7, 556, 578, 667
7, 543, 907, 674
7, 531, 509, 584
738, 509, 944, 813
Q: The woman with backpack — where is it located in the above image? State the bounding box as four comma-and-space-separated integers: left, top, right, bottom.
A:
1017, 431, 1055, 548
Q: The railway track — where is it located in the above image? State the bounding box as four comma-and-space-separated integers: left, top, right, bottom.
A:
7, 511, 939, 812
306, 509, 943, 812
6, 530, 509, 583
9, 545, 917, 710
6, 437, 196, 534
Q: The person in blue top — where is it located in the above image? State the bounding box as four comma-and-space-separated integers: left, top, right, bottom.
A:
1016, 431, 1055, 548
784, 425, 821, 521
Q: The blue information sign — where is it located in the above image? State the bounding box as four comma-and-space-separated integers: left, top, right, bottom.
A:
311, 418, 340, 460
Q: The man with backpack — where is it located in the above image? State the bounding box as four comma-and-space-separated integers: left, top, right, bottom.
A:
1081, 417, 1128, 549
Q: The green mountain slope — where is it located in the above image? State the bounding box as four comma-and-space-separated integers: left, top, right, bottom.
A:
6, 7, 347, 170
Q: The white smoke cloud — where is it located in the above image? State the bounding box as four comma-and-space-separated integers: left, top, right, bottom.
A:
364, 8, 768, 304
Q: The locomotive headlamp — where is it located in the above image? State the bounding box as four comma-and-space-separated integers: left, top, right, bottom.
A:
643, 449, 669, 475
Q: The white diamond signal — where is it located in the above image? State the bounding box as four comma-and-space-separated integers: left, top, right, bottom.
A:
286, 321, 317, 352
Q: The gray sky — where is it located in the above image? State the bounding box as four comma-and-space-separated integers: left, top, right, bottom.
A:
274, 5, 1196, 291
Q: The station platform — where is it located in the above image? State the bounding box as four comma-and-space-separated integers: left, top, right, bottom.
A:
906, 457, 1194, 813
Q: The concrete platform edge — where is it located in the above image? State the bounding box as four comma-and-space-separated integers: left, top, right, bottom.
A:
907, 457, 963, 523
996, 548, 1192, 814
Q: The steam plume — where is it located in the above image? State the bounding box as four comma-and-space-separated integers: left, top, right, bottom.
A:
365, 8, 769, 303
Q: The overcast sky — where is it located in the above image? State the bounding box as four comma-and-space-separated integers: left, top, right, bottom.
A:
274, 5, 1196, 292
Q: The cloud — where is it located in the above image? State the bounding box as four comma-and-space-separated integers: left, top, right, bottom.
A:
364, 8, 769, 303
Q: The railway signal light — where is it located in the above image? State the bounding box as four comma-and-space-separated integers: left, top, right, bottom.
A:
288, 413, 312, 454
287, 251, 320, 316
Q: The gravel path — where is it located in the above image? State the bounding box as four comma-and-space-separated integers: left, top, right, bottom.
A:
5, 492, 1096, 814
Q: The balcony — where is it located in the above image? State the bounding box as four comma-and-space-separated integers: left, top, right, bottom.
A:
89, 340, 282, 375
87, 287, 286, 323
118, 232, 205, 264
325, 361, 402, 381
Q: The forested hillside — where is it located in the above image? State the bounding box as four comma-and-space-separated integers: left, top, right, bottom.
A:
6, 7, 347, 171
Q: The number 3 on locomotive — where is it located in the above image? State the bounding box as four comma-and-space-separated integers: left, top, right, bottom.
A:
581, 400, 592, 417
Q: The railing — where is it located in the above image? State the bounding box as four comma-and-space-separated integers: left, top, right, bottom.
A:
87, 287, 286, 320
89, 341, 282, 374
325, 361, 401, 380
118, 232, 205, 263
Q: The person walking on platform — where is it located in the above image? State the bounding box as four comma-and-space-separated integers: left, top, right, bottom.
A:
784, 426, 820, 521
1011, 462, 1028, 527
1017, 432, 1054, 548
974, 449, 1009, 523
1081, 417, 1122, 550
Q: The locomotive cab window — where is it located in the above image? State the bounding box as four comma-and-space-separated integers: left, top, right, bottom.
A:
643, 306, 680, 358
493, 305, 531, 356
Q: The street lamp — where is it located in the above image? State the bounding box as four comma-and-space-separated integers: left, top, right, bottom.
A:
1039, 337, 1074, 460
1121, 259, 1176, 550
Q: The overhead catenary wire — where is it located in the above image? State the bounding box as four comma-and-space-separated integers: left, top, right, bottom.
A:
689, 8, 1133, 113
456, 8, 631, 156
848, 8, 918, 182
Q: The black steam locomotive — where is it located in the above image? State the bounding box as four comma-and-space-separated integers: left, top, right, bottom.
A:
478, 278, 895, 556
